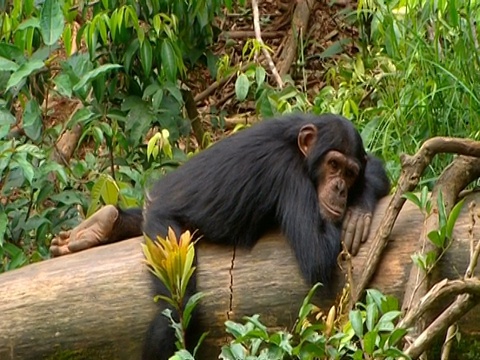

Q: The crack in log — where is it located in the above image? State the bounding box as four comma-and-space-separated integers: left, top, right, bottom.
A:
227, 245, 236, 320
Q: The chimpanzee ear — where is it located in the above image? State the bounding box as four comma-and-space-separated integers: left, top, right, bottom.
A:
298, 124, 318, 156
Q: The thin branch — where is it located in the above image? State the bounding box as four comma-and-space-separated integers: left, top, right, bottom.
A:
402, 157, 480, 316
441, 324, 457, 360
193, 62, 254, 103
353, 138, 480, 303
398, 278, 480, 329
220, 31, 284, 39
404, 293, 479, 359
251, 0, 284, 88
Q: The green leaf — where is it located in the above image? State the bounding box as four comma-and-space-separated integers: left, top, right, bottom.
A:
402, 192, 421, 209
365, 302, 378, 331
255, 66, 266, 87
161, 39, 177, 83
170, 350, 195, 360
13, 156, 35, 185
388, 328, 408, 346
54, 73, 73, 97
69, 107, 97, 127
0, 212, 7, 246
448, 0, 458, 26
318, 39, 351, 59
63, 23, 73, 56
295, 283, 322, 334
140, 40, 153, 78
0, 110, 16, 139
0, 56, 19, 72
183, 292, 204, 328
87, 175, 119, 216
349, 309, 364, 337
427, 230, 444, 248
6, 59, 44, 91
23, 99, 42, 141
93, 74, 106, 103
124, 39, 139, 73
4, 243, 28, 270
147, 133, 160, 160
224, 321, 247, 339
420, 186, 430, 212
446, 198, 465, 239
220, 343, 246, 360
235, 73, 250, 101
73, 64, 122, 91
376, 311, 401, 331
411, 253, 427, 270
39, 0, 65, 46
17, 18, 40, 31
101, 177, 119, 205
381, 295, 399, 313
363, 330, 378, 355
124, 100, 156, 145
437, 191, 447, 228
366, 288, 385, 308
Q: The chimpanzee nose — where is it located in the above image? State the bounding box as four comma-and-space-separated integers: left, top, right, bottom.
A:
336, 180, 347, 198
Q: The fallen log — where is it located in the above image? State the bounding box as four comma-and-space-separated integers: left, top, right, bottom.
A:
1, 193, 480, 359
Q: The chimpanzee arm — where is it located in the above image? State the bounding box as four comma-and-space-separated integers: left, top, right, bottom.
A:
276, 176, 341, 285
342, 154, 390, 254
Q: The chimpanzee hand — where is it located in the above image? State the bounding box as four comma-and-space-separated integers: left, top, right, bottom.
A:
341, 206, 372, 255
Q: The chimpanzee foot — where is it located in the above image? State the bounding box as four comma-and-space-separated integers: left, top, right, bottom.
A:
50, 205, 119, 257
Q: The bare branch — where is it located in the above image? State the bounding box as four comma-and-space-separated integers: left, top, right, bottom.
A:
398, 278, 480, 329
405, 293, 479, 359
353, 138, 480, 303
251, 0, 284, 88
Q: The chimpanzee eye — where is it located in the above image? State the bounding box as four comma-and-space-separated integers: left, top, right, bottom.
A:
329, 159, 338, 169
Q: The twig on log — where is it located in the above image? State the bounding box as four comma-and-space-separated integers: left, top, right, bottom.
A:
251, 0, 283, 88
354, 138, 480, 303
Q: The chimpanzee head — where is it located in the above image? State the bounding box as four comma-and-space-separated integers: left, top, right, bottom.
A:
297, 115, 367, 222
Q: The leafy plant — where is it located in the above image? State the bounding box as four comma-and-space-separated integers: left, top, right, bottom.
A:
404, 188, 465, 271
143, 228, 206, 358
220, 286, 410, 359
0, 0, 234, 271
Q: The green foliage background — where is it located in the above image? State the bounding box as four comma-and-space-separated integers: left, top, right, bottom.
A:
0, 0, 479, 272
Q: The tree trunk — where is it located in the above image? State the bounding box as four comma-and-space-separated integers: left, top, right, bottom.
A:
1, 193, 479, 359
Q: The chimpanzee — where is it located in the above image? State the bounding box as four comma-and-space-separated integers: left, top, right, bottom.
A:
50, 113, 390, 360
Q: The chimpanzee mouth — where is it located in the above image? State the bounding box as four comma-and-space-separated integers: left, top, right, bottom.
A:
320, 201, 344, 220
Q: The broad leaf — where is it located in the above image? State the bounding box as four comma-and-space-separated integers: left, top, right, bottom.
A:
161, 39, 177, 82
6, 59, 44, 91
0, 56, 19, 72
73, 64, 122, 91
235, 73, 250, 101
39, 0, 64, 45
23, 99, 42, 141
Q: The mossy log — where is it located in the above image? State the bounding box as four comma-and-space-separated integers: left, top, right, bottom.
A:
1, 193, 480, 360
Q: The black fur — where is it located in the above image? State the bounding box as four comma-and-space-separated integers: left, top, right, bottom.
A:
111, 113, 390, 360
